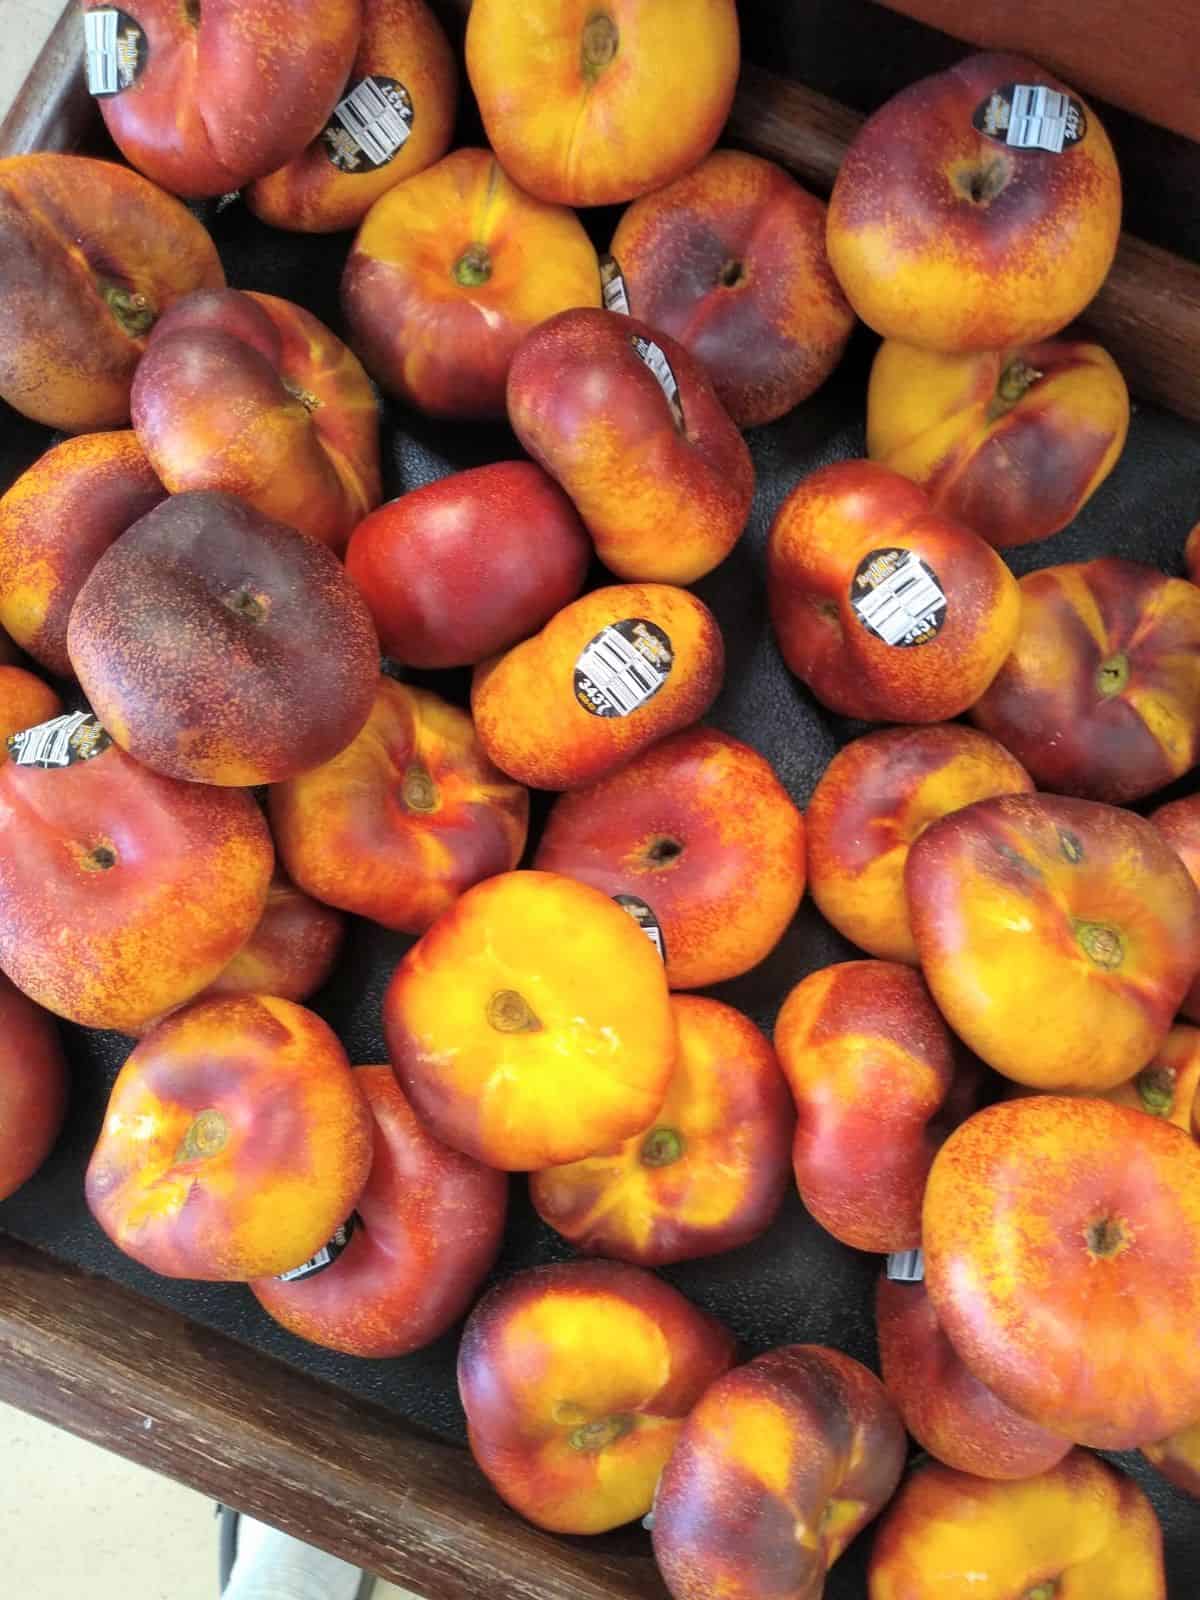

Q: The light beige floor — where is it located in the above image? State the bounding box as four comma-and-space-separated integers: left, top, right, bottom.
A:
0, 4, 424, 1587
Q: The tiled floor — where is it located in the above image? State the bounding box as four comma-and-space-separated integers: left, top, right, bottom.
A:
0, 5, 423, 1591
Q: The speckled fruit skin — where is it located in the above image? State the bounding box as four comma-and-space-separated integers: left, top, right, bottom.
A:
826, 52, 1122, 354
247, 0, 456, 234
868, 338, 1129, 547
0, 153, 224, 430
0, 733, 272, 1033
907, 793, 1200, 1090
270, 677, 529, 935
652, 1344, 906, 1600
67, 491, 380, 787
806, 725, 1033, 964
0, 667, 61, 752
86, 996, 372, 1281
774, 961, 985, 1254
466, 0, 739, 208
609, 151, 854, 428
972, 559, 1200, 803
1144, 1421, 1200, 1501
875, 1274, 1070, 1481
0, 974, 68, 1203
535, 725, 805, 988
131, 288, 380, 552
924, 1095, 1200, 1450
342, 148, 600, 421
383, 871, 674, 1171
251, 1065, 507, 1357
472, 584, 724, 791
530, 996, 793, 1266
345, 462, 591, 669
81, 0, 361, 198
868, 1452, 1165, 1600
507, 308, 754, 584
1151, 795, 1200, 1021
458, 1259, 735, 1534
1008, 1023, 1200, 1136
767, 460, 1019, 721
0, 432, 164, 677
204, 874, 344, 1006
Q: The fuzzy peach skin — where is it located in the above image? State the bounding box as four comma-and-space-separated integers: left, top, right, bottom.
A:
465, 0, 739, 208
458, 1259, 735, 1534
251, 1066, 507, 1357
1151, 795, 1200, 1021
971, 559, 1200, 804
131, 288, 380, 552
342, 148, 600, 420
875, 1274, 1070, 1481
0, 432, 164, 676
868, 1452, 1165, 1600
472, 584, 724, 791
767, 460, 1019, 721
826, 52, 1121, 353
68, 491, 379, 787
868, 338, 1129, 547
806, 725, 1033, 964
384, 871, 674, 1170
0, 153, 223, 430
1143, 1421, 1200, 1501
86, 996, 371, 1281
652, 1344, 906, 1600
270, 677, 529, 935
0, 726, 272, 1033
507, 307, 754, 584
608, 151, 854, 427
81, 0, 361, 198
0, 668, 62, 753
775, 961, 985, 1254
531, 996, 794, 1266
0, 974, 68, 1202
247, 0, 456, 233
924, 1095, 1200, 1450
345, 461, 592, 669
906, 794, 1200, 1090
535, 725, 805, 989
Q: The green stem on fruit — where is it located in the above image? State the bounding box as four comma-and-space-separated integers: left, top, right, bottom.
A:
567, 1413, 632, 1452
453, 245, 493, 288
640, 1127, 684, 1167
1073, 919, 1125, 970
1135, 1065, 1177, 1116
176, 1109, 229, 1164
1022, 1583, 1060, 1600
102, 284, 155, 339
581, 13, 619, 77
1095, 652, 1130, 698
402, 765, 438, 813
487, 990, 542, 1034
986, 357, 1043, 421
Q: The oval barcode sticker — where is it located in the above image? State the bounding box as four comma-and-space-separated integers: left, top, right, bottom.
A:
601, 255, 631, 315
851, 548, 947, 648
973, 83, 1087, 154
6, 711, 112, 769
885, 1248, 925, 1282
322, 76, 414, 172
630, 334, 684, 428
573, 619, 674, 718
83, 8, 148, 97
613, 894, 667, 961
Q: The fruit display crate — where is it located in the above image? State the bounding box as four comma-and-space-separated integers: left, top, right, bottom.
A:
2, 2, 1200, 1597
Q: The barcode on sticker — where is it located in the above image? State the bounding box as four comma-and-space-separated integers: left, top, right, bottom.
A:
276, 1217, 355, 1282
614, 894, 666, 961
886, 1249, 924, 1282
84, 9, 119, 94
330, 76, 412, 168
631, 335, 684, 427
574, 619, 674, 719
601, 256, 631, 315
1007, 85, 1074, 153
853, 550, 947, 648
7, 711, 109, 769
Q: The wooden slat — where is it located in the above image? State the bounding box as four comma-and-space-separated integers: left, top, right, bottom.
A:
0, 1236, 666, 1600
0, 1, 91, 157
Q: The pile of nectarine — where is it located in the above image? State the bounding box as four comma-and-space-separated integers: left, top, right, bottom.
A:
3, 5, 1200, 1594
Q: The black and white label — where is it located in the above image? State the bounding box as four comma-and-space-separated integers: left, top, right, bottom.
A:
614, 894, 667, 962
973, 83, 1086, 154
276, 1214, 357, 1283
630, 334, 684, 429
323, 76, 413, 172
84, 8, 147, 97
601, 255, 631, 315
6, 711, 112, 769
574, 619, 674, 719
851, 548, 947, 649
886, 1248, 925, 1283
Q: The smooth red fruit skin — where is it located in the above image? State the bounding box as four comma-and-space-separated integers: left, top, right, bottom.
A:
652, 1344, 907, 1600
81, 0, 362, 198
0, 974, 68, 1201
1150, 794, 1200, 1021
251, 1065, 507, 1357
345, 462, 591, 668
205, 874, 344, 1004
875, 1273, 1071, 1481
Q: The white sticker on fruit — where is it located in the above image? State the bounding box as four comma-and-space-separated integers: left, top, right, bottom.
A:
601, 255, 631, 315
851, 548, 948, 649
276, 1215, 356, 1283
574, 619, 674, 719
614, 894, 667, 961
630, 334, 684, 428
6, 711, 112, 769
973, 83, 1086, 153
886, 1248, 925, 1282
84, 8, 147, 97
323, 76, 413, 172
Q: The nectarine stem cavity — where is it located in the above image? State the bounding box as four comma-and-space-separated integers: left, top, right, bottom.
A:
182, 0, 200, 26
1086, 1216, 1130, 1259
177, 1109, 228, 1164
453, 246, 492, 288
1022, 1583, 1060, 1600
567, 1414, 632, 1452
581, 14, 619, 76
645, 836, 684, 867
1073, 919, 1125, 970
718, 259, 747, 290
102, 286, 154, 339
487, 990, 541, 1033
1136, 1065, 1177, 1116
221, 585, 269, 624
640, 1127, 684, 1167
952, 158, 1011, 206
1096, 652, 1131, 698
401, 766, 438, 813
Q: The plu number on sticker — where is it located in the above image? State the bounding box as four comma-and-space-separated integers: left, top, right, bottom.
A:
851, 548, 948, 648
574, 619, 674, 718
